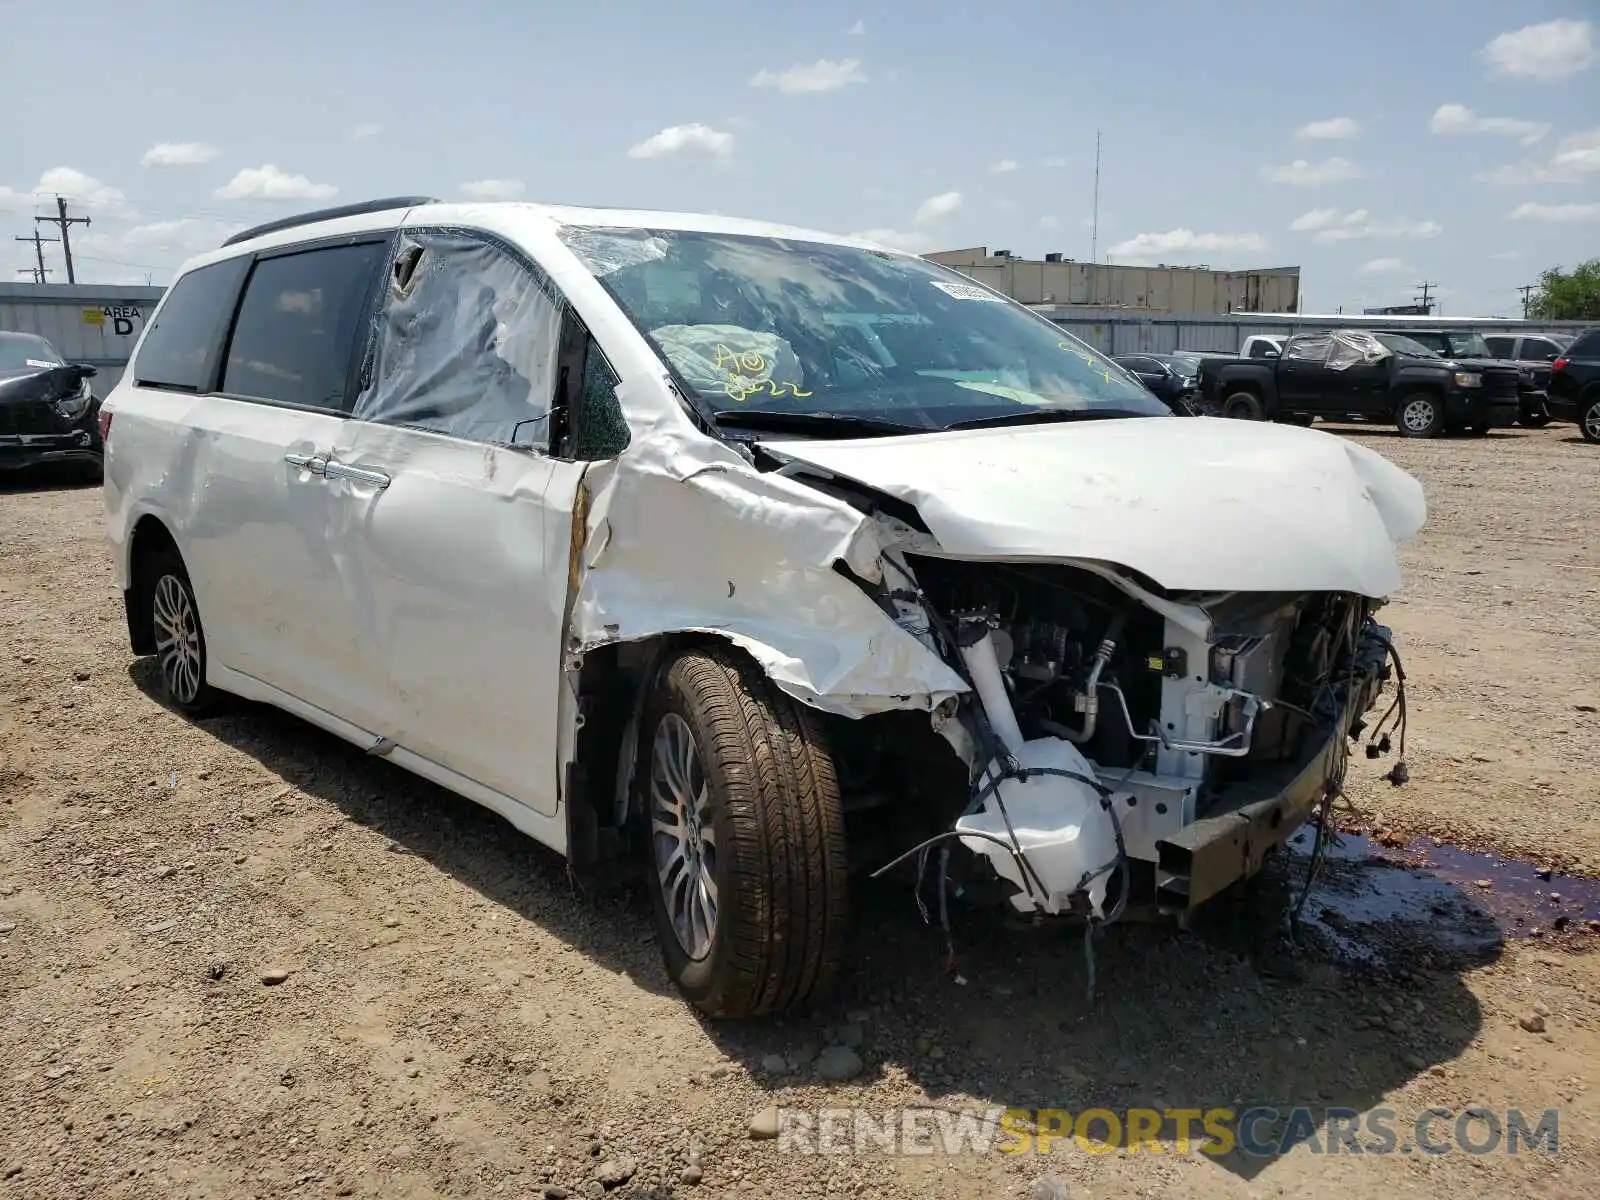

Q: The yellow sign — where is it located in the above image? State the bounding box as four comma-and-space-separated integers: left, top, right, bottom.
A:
82, 309, 106, 326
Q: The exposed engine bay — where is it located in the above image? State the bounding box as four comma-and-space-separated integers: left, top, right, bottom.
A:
858, 552, 1404, 932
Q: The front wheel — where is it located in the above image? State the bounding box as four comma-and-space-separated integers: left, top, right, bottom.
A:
1396, 393, 1444, 438
1582, 395, 1600, 445
641, 646, 849, 1018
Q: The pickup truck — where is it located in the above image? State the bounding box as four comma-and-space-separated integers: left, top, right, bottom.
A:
1198, 328, 1521, 437
1380, 327, 1551, 428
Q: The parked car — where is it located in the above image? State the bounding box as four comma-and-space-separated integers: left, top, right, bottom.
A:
0, 331, 103, 475
1483, 332, 1572, 427
1200, 328, 1521, 436
1547, 327, 1600, 443
1379, 328, 1550, 428
102, 197, 1421, 1017
1111, 352, 1208, 413
1240, 335, 1284, 359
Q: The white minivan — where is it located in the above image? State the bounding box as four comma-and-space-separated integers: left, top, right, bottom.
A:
103, 197, 1425, 1017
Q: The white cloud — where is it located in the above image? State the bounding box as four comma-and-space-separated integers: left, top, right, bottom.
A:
0, 167, 133, 218
1429, 104, 1549, 145
848, 19, 866, 35
1260, 156, 1366, 185
988, 158, 1019, 174
459, 179, 526, 200
141, 142, 219, 167
1510, 201, 1600, 222
1039, 157, 1069, 168
1295, 117, 1361, 140
1360, 257, 1410, 275
1482, 19, 1594, 80
215, 165, 337, 201
748, 59, 867, 94
627, 123, 735, 160
351, 123, 382, 141
1107, 228, 1268, 263
914, 191, 963, 226
1305, 210, 1442, 242
1289, 207, 1342, 232
1478, 127, 1600, 184
846, 228, 934, 253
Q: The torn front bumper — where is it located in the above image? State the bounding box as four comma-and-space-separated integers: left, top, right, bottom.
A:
1153, 656, 1388, 913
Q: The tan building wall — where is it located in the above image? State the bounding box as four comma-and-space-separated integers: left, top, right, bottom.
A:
923, 248, 1301, 315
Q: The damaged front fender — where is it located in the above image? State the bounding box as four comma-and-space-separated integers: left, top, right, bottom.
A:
568, 409, 967, 717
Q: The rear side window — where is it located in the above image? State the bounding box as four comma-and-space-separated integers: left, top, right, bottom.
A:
1284, 333, 1331, 363
1522, 337, 1563, 361
132, 257, 250, 391
1484, 336, 1515, 358
1568, 330, 1600, 358
221, 242, 388, 410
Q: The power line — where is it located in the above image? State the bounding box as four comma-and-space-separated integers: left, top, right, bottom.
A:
1412, 279, 1438, 314
1517, 283, 1535, 318
14, 230, 57, 281
35, 197, 91, 284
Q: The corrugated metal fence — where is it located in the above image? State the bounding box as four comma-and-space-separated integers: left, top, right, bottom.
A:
0, 283, 165, 392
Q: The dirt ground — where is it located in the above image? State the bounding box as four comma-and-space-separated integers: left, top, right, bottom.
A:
2, 422, 1598, 1200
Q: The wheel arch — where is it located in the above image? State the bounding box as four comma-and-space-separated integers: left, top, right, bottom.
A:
124, 513, 183, 656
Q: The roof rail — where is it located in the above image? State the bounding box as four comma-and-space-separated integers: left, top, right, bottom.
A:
221, 196, 438, 248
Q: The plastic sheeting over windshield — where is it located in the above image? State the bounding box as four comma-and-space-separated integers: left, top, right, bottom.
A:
354, 232, 562, 448
651, 323, 810, 403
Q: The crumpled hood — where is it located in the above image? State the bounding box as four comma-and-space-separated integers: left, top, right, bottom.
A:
759, 416, 1427, 597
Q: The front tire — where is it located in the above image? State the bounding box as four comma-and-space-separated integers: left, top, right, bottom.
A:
1582, 395, 1600, 445
641, 647, 848, 1018
1396, 393, 1444, 438
145, 548, 219, 715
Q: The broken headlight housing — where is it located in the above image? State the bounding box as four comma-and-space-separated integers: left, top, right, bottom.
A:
52, 377, 93, 421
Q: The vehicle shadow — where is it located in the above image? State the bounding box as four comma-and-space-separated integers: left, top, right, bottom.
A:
0, 462, 102, 493
129, 662, 1491, 1182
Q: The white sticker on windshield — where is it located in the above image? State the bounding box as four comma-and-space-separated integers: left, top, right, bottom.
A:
25, 358, 58, 368
930, 280, 1006, 302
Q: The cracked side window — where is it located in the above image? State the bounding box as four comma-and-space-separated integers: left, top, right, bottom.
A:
354, 232, 562, 450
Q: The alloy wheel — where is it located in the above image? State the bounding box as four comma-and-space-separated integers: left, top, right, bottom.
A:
1585, 401, 1600, 443
649, 713, 719, 960
1402, 398, 1436, 434
153, 573, 203, 705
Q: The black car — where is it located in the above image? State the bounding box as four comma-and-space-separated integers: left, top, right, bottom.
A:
0, 331, 103, 475
1547, 327, 1600, 443
1112, 351, 1210, 414
1380, 328, 1551, 428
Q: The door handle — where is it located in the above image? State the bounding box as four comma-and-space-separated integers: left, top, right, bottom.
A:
284, 452, 327, 474
324, 458, 391, 489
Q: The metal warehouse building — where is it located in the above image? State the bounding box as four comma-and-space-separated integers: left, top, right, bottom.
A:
925, 247, 1302, 315
1, 282, 165, 391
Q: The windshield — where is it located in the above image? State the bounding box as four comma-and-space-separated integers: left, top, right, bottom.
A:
1164, 352, 1205, 375
559, 227, 1168, 431
1375, 333, 1440, 358
1444, 332, 1491, 358
0, 332, 64, 372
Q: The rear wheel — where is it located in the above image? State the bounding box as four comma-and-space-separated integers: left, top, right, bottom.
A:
1582, 395, 1600, 444
1223, 391, 1264, 421
1396, 393, 1444, 438
145, 548, 219, 716
641, 646, 849, 1018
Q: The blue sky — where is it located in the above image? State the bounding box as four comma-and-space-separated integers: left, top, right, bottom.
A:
3, 0, 1596, 316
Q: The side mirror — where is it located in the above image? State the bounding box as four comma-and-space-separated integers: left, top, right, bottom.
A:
72, 363, 99, 379
1263, 349, 1280, 360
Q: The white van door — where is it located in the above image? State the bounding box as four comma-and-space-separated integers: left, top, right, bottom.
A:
321, 230, 587, 823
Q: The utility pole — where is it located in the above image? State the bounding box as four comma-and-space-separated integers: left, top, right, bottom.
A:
35, 196, 90, 284
15, 231, 57, 282
1090, 130, 1102, 267
1413, 279, 1438, 314
1517, 284, 1535, 318
16, 267, 44, 283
